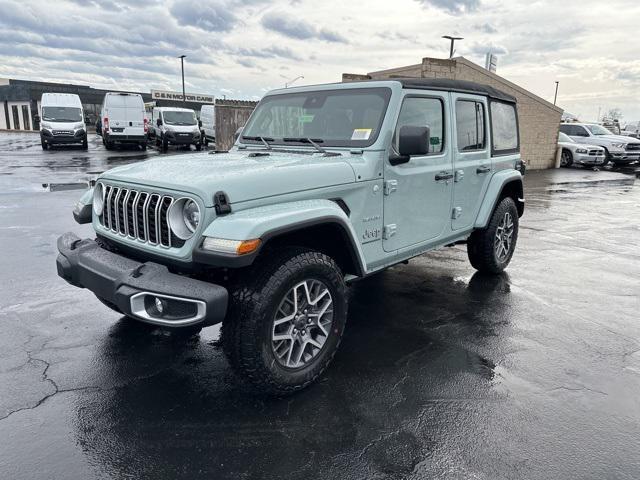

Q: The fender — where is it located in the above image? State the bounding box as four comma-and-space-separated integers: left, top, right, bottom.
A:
474, 169, 524, 229
193, 199, 367, 274
73, 187, 94, 224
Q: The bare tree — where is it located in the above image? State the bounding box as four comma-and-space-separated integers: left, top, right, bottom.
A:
604, 108, 623, 121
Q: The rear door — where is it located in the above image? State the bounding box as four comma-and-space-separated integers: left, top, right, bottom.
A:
382, 92, 453, 252
106, 94, 127, 136
124, 95, 144, 136
451, 94, 491, 231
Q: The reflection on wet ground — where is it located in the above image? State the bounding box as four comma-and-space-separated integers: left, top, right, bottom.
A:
1, 132, 639, 479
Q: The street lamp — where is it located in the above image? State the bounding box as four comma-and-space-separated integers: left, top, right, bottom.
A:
179, 55, 186, 103
553, 81, 559, 106
285, 75, 304, 88
442, 35, 463, 59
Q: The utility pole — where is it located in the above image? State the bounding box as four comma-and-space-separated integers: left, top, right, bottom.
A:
442, 35, 463, 59
553, 81, 559, 106
179, 55, 186, 103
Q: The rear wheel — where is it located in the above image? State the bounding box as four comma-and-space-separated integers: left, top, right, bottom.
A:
560, 149, 573, 167
140, 141, 147, 151
222, 248, 348, 395
467, 197, 519, 274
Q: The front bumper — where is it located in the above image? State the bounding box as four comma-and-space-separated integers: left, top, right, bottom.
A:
41, 130, 86, 145
609, 151, 640, 163
166, 132, 200, 145
56, 232, 228, 327
576, 154, 605, 165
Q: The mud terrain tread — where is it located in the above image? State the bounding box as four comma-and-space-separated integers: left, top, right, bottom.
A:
222, 247, 347, 395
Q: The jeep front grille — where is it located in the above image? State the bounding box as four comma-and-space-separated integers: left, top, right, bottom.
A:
99, 184, 178, 248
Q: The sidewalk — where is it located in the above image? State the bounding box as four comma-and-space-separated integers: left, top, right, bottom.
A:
524, 167, 636, 190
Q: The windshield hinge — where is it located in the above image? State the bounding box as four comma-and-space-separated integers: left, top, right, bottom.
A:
383, 180, 398, 196
214, 191, 231, 215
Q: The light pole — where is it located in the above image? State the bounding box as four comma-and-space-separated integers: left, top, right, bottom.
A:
179, 55, 186, 103
442, 35, 463, 59
553, 81, 559, 106
285, 75, 304, 88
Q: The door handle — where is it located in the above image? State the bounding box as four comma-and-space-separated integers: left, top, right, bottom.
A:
435, 171, 454, 181
476, 166, 491, 174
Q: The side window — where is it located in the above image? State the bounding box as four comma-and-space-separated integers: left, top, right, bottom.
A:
575, 126, 590, 137
456, 100, 486, 152
559, 124, 572, 135
394, 97, 444, 154
490, 101, 519, 154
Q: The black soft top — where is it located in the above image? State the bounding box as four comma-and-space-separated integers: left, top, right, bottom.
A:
392, 78, 516, 103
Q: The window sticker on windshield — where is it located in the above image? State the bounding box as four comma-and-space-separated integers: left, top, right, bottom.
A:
351, 128, 372, 140
300, 114, 315, 123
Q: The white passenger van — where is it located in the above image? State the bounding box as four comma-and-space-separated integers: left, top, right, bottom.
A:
101, 93, 148, 150
151, 106, 202, 152
39, 93, 87, 150
199, 104, 215, 146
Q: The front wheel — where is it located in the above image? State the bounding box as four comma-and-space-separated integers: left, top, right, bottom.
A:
467, 197, 519, 274
560, 149, 573, 167
222, 248, 348, 395
82, 136, 88, 150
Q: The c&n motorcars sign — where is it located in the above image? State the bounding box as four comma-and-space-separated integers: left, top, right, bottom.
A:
151, 89, 215, 104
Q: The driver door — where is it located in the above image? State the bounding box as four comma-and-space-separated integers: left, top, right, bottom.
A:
382, 93, 454, 252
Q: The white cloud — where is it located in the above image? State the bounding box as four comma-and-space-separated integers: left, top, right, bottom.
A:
0, 0, 639, 119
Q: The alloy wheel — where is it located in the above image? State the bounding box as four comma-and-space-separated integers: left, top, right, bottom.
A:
271, 279, 333, 369
494, 212, 515, 262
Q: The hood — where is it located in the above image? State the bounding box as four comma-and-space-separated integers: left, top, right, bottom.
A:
593, 134, 640, 144
561, 141, 603, 150
100, 150, 356, 207
41, 120, 84, 131
165, 124, 199, 133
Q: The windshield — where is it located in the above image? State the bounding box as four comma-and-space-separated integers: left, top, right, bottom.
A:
241, 87, 392, 148
586, 124, 613, 136
558, 132, 574, 143
163, 111, 197, 126
42, 106, 82, 122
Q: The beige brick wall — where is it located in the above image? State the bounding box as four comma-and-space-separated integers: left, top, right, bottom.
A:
344, 57, 563, 170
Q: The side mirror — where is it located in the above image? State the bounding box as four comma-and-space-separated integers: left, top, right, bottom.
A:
198, 120, 203, 127
390, 126, 431, 165
156, 118, 162, 127
234, 127, 243, 141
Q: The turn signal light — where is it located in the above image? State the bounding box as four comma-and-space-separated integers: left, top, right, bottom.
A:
202, 237, 261, 255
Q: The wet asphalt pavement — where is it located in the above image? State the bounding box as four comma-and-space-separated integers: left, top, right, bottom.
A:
1, 132, 639, 479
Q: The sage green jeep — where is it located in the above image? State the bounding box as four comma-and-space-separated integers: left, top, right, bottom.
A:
57, 79, 524, 394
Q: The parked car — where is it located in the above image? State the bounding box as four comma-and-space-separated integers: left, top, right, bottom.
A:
557, 132, 605, 167
559, 122, 640, 165
150, 107, 202, 152
100, 92, 148, 150
199, 104, 215, 146
57, 79, 524, 394
621, 121, 640, 139
39, 93, 87, 150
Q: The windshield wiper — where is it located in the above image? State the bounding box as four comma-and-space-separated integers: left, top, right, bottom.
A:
283, 137, 341, 156
242, 136, 273, 150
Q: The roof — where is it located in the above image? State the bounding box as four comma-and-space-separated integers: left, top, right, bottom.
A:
394, 78, 516, 103
41, 92, 82, 107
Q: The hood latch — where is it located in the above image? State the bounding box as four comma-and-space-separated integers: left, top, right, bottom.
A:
214, 191, 232, 215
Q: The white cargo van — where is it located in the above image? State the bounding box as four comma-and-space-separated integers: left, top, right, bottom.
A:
101, 93, 148, 150
199, 104, 215, 146
39, 93, 87, 150
151, 106, 202, 152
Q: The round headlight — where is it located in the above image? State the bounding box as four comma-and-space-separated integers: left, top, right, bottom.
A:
168, 198, 200, 240
93, 183, 104, 216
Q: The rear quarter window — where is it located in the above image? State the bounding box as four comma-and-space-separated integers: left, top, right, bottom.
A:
490, 101, 519, 155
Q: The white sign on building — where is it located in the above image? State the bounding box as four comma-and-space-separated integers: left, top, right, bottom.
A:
485, 53, 498, 73
151, 89, 215, 104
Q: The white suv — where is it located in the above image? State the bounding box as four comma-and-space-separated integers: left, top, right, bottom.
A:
559, 123, 640, 165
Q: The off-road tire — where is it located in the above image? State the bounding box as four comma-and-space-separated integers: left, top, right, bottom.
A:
222, 247, 348, 395
467, 197, 519, 274
560, 149, 573, 167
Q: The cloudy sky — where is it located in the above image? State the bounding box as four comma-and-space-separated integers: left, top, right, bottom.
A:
1, 0, 639, 121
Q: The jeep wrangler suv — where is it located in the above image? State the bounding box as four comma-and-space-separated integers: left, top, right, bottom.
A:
57, 79, 524, 394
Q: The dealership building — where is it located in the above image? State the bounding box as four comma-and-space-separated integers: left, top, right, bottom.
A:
0, 78, 214, 131
343, 56, 564, 170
